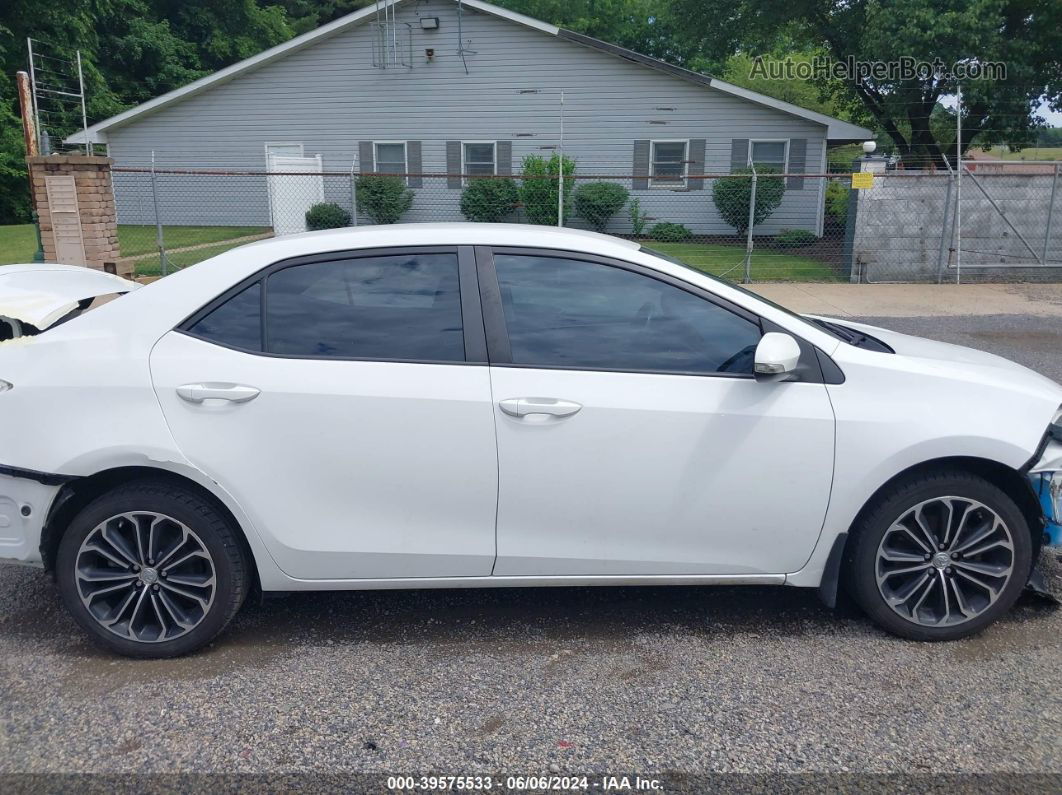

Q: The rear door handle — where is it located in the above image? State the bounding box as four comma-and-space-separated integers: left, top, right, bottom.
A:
177, 383, 261, 404
498, 397, 582, 418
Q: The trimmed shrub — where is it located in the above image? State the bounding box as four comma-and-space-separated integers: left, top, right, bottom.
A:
775, 228, 818, 247
711, 167, 786, 235
355, 175, 413, 224
649, 222, 693, 242
573, 182, 629, 232
520, 153, 576, 226
825, 180, 849, 226
305, 202, 352, 230
460, 177, 519, 222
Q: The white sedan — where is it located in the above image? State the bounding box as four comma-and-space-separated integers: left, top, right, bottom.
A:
1, 224, 1060, 657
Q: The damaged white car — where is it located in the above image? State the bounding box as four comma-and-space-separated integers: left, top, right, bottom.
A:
0, 224, 1060, 658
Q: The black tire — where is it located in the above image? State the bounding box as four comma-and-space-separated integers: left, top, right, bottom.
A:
845, 469, 1033, 641
56, 479, 250, 658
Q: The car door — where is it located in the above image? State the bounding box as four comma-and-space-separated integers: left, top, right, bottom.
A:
150, 246, 498, 580
479, 248, 836, 577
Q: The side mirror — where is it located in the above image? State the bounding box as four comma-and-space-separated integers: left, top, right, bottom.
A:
754, 332, 801, 381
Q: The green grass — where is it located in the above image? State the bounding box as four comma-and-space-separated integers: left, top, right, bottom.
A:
116, 225, 269, 258
980, 146, 1062, 161
134, 240, 255, 277
0, 223, 269, 268
646, 241, 843, 282
0, 224, 38, 265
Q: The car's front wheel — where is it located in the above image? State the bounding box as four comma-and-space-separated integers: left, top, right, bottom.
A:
56, 480, 249, 658
846, 470, 1033, 641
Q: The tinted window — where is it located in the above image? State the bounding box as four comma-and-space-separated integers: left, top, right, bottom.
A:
265, 253, 464, 361
187, 282, 262, 351
495, 255, 761, 374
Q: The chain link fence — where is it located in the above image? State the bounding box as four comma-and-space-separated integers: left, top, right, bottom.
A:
102, 163, 1062, 283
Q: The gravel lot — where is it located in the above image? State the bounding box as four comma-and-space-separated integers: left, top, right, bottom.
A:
0, 313, 1060, 784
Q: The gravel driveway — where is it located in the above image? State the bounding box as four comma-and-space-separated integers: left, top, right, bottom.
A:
1, 313, 1059, 788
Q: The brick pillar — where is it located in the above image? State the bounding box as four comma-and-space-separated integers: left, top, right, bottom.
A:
26, 155, 127, 277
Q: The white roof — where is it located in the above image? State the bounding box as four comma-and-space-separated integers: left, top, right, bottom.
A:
241, 222, 641, 258
66, 0, 870, 145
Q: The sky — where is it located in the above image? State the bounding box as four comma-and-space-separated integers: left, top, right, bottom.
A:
1037, 100, 1062, 126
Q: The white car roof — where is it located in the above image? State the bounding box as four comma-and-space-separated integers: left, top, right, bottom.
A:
239, 223, 642, 258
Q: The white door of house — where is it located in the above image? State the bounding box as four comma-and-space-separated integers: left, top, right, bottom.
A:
267, 153, 324, 236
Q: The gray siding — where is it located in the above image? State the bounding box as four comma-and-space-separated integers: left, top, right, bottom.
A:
107, 0, 827, 235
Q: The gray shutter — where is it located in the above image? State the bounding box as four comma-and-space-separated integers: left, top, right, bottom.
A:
786, 138, 807, 190
730, 139, 750, 173
688, 138, 706, 190
358, 141, 374, 174
406, 141, 422, 187
633, 140, 650, 190
446, 141, 462, 189
496, 140, 512, 176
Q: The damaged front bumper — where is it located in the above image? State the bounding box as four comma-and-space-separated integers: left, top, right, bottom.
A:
1029, 440, 1062, 547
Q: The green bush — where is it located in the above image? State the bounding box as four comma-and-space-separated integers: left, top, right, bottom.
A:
775, 228, 818, 247
355, 175, 413, 224
629, 197, 648, 237
460, 177, 519, 222
711, 168, 786, 235
520, 153, 576, 226
825, 180, 849, 226
305, 202, 352, 231
573, 182, 629, 232
649, 222, 693, 242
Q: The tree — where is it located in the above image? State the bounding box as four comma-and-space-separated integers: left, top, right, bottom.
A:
520, 153, 576, 226
721, 51, 841, 117
711, 168, 785, 235
672, 0, 1062, 168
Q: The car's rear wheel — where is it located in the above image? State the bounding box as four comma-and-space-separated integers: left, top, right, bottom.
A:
56, 480, 249, 658
846, 470, 1033, 641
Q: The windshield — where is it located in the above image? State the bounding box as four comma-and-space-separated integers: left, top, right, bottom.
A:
638, 245, 847, 342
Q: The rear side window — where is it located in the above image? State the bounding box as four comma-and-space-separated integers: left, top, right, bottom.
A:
494, 254, 761, 374
187, 282, 262, 351
264, 252, 464, 361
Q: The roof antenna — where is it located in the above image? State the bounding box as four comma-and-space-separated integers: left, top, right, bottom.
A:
456, 0, 476, 75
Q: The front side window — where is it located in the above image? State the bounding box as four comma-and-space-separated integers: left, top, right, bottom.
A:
374, 142, 407, 176
494, 254, 761, 374
651, 141, 688, 187
750, 140, 788, 172
463, 142, 496, 178
187, 282, 262, 351
264, 252, 464, 361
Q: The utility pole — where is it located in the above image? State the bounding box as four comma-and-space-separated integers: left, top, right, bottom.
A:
16, 70, 45, 263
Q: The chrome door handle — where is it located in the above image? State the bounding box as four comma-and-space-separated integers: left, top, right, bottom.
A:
177, 383, 261, 404
498, 397, 582, 418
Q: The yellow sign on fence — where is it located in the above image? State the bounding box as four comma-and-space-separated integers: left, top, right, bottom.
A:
851, 171, 875, 189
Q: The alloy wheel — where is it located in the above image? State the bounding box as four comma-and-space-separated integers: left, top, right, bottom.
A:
875, 497, 1016, 627
74, 512, 216, 643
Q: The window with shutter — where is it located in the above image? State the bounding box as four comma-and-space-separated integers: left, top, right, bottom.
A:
650, 140, 688, 187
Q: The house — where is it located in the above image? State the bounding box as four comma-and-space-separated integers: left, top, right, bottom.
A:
66, 0, 871, 236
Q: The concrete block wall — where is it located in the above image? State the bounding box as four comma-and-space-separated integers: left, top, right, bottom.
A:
851, 171, 1062, 282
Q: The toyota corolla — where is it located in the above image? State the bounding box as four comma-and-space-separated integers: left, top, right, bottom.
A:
1, 224, 1059, 657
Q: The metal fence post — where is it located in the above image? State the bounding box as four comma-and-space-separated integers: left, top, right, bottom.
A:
150, 151, 169, 276
350, 162, 358, 226
935, 169, 954, 282
742, 169, 758, 283
1043, 163, 1059, 266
